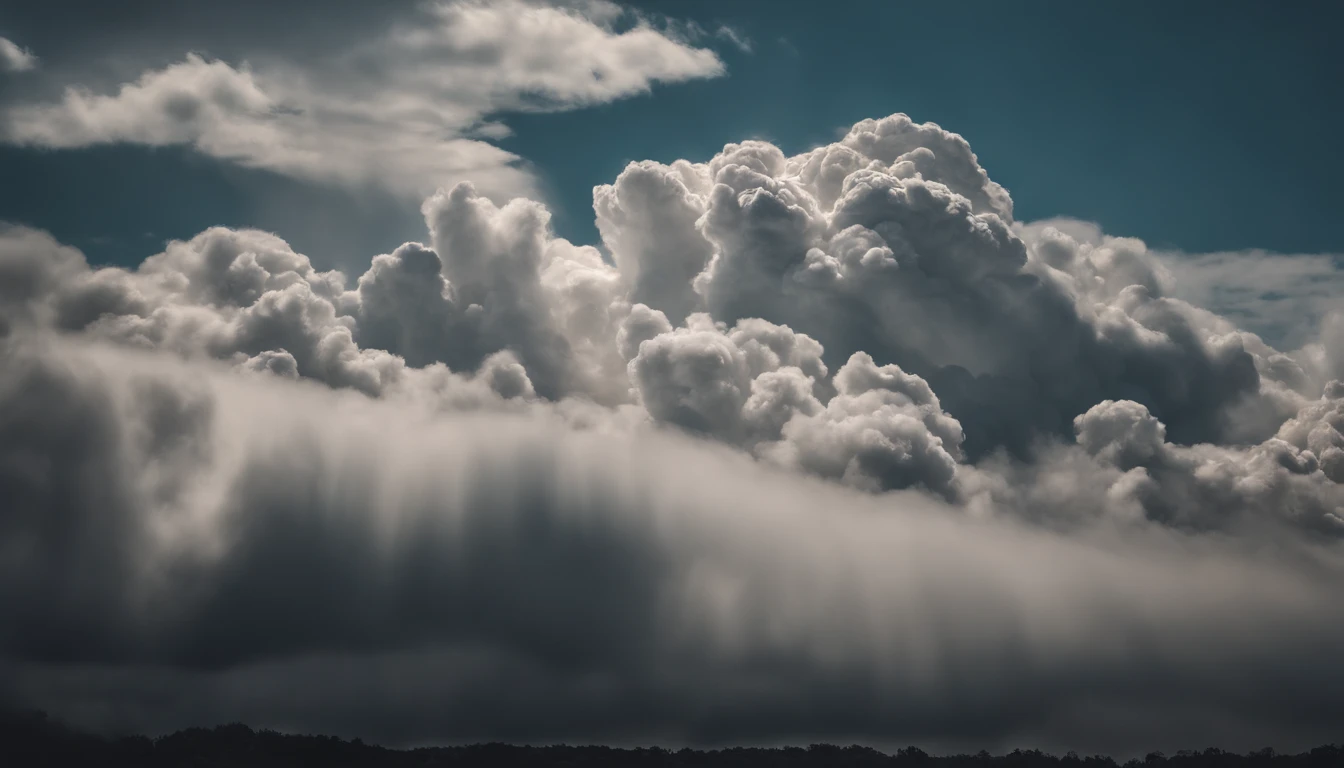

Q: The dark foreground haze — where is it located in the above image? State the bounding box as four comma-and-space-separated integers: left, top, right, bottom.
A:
2, 711, 1340, 768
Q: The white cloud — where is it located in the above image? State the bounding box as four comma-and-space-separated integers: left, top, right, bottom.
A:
5, 110, 1342, 530
0, 0, 724, 200
4, 111, 1344, 752
0, 36, 36, 73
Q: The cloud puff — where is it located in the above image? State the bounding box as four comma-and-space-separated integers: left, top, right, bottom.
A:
4, 107, 1341, 527
2, 111, 1344, 754
4, 109, 1342, 530
0, 0, 724, 199
761, 351, 965, 499
599, 117, 1297, 463
0, 37, 37, 73
0, 182, 632, 403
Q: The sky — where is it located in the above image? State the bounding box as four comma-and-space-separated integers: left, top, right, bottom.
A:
2, 0, 1344, 760
2, 1, 1342, 267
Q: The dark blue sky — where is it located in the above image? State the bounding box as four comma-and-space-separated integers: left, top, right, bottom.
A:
1, 0, 1340, 269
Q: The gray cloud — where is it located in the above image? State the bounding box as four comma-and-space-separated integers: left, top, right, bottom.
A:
762, 351, 964, 499
0, 37, 36, 73
2, 110, 1344, 754
3, 108, 1341, 525
2, 338, 1344, 757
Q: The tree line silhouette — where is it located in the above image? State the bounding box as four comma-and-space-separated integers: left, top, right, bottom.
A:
2, 709, 1340, 767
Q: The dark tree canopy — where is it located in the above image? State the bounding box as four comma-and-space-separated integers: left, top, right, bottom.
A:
2, 710, 1340, 768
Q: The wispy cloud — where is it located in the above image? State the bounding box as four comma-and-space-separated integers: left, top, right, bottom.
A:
0, 36, 37, 72
715, 25, 753, 54
0, 1, 724, 200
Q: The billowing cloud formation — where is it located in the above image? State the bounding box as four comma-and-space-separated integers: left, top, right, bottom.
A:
0, 37, 37, 73
2, 112, 1344, 755
0, 0, 724, 199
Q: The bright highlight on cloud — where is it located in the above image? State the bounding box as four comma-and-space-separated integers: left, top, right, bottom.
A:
2, 112, 1344, 755
0, 0, 724, 199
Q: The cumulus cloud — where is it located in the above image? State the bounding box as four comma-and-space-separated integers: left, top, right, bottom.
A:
3, 110, 1341, 523
761, 351, 965, 499
0, 0, 724, 199
0, 37, 36, 73
3, 111, 1344, 754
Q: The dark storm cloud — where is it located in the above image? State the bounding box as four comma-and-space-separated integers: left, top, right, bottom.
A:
1, 338, 1344, 757
1, 105, 1344, 756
